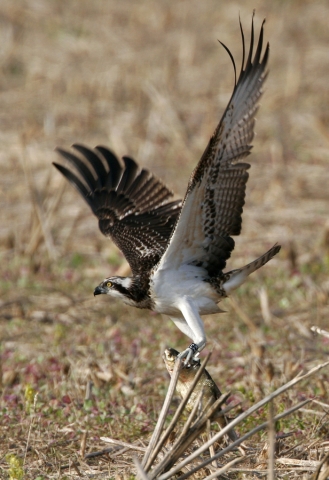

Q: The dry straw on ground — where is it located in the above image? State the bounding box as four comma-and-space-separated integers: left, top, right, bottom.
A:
1, 0, 329, 478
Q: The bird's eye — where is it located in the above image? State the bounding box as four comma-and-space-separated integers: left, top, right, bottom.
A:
107, 282, 112, 288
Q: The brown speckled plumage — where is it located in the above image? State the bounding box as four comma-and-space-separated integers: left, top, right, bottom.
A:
158, 17, 270, 275
54, 145, 181, 275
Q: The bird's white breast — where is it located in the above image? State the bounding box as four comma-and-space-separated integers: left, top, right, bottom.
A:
150, 264, 220, 316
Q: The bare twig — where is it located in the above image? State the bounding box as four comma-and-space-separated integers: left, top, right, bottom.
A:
142, 356, 183, 467
311, 326, 329, 339
85, 380, 93, 401
276, 458, 319, 467
156, 361, 329, 479
312, 451, 329, 480
267, 400, 275, 480
207, 419, 218, 470
134, 457, 151, 480
318, 466, 329, 480
144, 352, 212, 470
177, 386, 205, 439
312, 399, 329, 409
259, 287, 272, 325
172, 399, 310, 480
230, 467, 316, 473
24, 393, 38, 466
79, 431, 87, 457
203, 455, 250, 480
20, 145, 58, 260
100, 436, 146, 452
149, 396, 236, 478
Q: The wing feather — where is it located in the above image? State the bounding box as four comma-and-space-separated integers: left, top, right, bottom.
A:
72, 143, 108, 182
95, 145, 123, 189
54, 145, 181, 274
157, 16, 269, 275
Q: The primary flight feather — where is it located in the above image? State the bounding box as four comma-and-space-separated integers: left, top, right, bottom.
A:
54, 16, 280, 363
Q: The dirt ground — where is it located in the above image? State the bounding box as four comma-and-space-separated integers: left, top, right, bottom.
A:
1, 0, 329, 478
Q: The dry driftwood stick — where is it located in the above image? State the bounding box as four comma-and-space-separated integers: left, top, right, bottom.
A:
192, 393, 234, 429
207, 419, 217, 470
311, 326, 329, 339
153, 352, 211, 441
173, 399, 310, 480
149, 388, 211, 477
230, 467, 316, 473
79, 431, 87, 457
149, 394, 236, 478
203, 455, 250, 480
134, 456, 151, 480
100, 436, 146, 452
276, 458, 319, 467
157, 361, 329, 479
20, 146, 57, 260
177, 386, 205, 437
267, 400, 275, 480
312, 399, 329, 409
144, 351, 212, 470
142, 355, 183, 467
312, 451, 329, 480
166, 401, 236, 470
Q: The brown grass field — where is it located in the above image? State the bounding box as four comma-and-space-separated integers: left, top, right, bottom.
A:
1, 0, 329, 478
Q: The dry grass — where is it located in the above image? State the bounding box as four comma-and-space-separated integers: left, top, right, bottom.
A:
1, 0, 329, 478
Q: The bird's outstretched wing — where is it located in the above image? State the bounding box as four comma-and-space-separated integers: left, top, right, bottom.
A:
157, 16, 269, 276
53, 144, 181, 275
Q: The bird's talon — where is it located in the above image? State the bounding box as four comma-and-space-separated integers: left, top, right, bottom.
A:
177, 343, 200, 366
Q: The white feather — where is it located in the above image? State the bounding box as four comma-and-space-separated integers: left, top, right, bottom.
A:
222, 270, 249, 294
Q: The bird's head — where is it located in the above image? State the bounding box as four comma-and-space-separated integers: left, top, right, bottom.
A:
94, 276, 134, 302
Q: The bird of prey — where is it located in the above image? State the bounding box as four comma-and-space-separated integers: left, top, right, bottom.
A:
54, 16, 280, 363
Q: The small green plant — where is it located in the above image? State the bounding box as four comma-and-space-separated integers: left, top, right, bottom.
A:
6, 454, 24, 480
24, 384, 36, 413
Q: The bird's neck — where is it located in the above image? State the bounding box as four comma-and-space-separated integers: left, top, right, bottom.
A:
120, 274, 153, 309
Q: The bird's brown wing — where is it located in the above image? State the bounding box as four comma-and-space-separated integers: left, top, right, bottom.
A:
157, 17, 269, 276
54, 144, 181, 275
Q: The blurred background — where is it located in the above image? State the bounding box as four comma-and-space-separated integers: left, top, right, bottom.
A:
1, 0, 328, 262
1, 0, 329, 475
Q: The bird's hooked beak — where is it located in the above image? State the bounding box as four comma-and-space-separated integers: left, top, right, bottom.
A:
94, 285, 107, 296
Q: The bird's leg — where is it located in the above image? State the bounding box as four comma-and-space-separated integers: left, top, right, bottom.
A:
175, 297, 206, 364
169, 315, 202, 363
178, 341, 205, 364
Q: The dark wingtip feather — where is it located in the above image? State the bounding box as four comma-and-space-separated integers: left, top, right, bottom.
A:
95, 145, 123, 189
55, 146, 99, 192
52, 161, 92, 206
239, 14, 246, 78
253, 19, 264, 65
72, 144, 108, 186
239, 14, 268, 77
245, 11, 255, 70
218, 40, 237, 87
117, 156, 139, 193
263, 41, 270, 67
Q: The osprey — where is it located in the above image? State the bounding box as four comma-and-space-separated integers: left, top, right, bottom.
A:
54, 17, 280, 363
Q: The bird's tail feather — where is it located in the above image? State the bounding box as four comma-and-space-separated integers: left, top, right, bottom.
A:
223, 244, 281, 294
